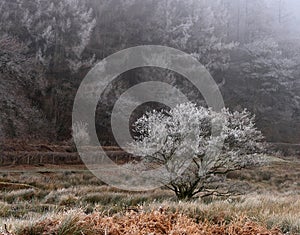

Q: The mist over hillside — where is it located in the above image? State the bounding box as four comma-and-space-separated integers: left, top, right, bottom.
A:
0, 0, 299, 145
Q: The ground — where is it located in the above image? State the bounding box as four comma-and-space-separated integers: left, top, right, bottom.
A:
0, 143, 299, 234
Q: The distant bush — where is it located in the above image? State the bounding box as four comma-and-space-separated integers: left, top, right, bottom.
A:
72, 122, 90, 146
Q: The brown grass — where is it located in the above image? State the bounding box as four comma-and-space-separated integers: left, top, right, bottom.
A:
11, 210, 283, 235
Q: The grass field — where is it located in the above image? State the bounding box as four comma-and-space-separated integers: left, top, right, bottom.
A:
0, 157, 299, 234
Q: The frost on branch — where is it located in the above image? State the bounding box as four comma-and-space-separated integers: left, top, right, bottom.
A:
130, 103, 266, 200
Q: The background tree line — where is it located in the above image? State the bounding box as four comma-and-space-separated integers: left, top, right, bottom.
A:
0, 0, 299, 144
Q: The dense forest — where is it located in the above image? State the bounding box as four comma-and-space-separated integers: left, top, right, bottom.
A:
0, 0, 300, 145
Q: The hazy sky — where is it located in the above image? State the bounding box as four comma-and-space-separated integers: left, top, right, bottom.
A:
273, 0, 300, 34
284, 0, 300, 20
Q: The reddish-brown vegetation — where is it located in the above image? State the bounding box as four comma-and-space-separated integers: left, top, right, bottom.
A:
13, 211, 282, 235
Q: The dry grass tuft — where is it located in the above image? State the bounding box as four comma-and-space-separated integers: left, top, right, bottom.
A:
10, 210, 282, 235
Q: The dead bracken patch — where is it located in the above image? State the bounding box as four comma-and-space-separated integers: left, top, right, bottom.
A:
12, 211, 282, 235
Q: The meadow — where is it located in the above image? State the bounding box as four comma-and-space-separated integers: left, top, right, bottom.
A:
0, 156, 299, 234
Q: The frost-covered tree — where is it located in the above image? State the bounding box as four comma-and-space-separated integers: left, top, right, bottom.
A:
230, 36, 299, 141
0, 0, 96, 73
22, 0, 96, 73
152, 0, 236, 75
0, 35, 54, 139
91, 0, 237, 144
236, 37, 297, 116
131, 103, 265, 200
242, 37, 295, 92
0, 0, 96, 139
0, 36, 34, 79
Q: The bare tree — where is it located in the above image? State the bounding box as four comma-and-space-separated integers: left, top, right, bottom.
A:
131, 103, 265, 200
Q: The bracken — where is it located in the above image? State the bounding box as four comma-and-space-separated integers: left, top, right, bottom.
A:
12, 210, 282, 235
